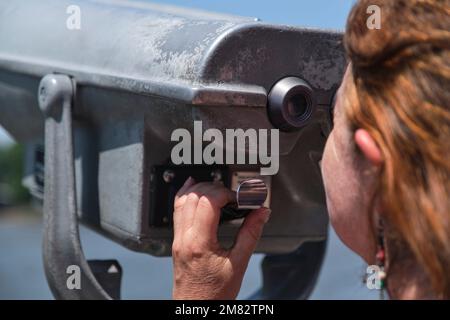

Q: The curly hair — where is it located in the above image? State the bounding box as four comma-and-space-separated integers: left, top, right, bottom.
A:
343, 0, 450, 298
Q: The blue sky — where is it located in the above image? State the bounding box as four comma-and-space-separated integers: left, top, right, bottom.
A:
152, 0, 355, 29
0, 0, 355, 146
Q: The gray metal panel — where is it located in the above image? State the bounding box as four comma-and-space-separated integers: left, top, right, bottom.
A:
0, 0, 342, 103
0, 0, 250, 93
0, 0, 346, 256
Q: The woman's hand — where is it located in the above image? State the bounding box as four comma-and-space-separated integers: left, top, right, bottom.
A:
172, 177, 271, 300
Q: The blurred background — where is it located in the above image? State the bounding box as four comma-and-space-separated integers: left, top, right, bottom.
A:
0, 0, 378, 299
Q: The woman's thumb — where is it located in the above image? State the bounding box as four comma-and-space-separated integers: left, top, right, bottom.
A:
230, 207, 271, 264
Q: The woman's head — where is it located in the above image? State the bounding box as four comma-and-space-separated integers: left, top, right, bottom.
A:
321, 0, 450, 298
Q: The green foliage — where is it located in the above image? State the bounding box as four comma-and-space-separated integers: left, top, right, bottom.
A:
0, 144, 30, 204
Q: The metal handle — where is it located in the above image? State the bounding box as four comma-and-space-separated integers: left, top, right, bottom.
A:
235, 179, 268, 210
39, 74, 119, 300
220, 179, 268, 221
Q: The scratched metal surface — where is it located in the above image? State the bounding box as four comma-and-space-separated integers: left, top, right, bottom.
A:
0, 0, 346, 256
0, 0, 344, 104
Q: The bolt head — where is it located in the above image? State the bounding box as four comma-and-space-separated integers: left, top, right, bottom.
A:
163, 170, 175, 183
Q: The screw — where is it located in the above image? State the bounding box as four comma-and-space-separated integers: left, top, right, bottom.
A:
39, 85, 47, 105
163, 169, 175, 183
211, 169, 222, 182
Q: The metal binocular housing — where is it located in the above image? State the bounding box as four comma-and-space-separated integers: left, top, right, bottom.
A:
0, 0, 346, 299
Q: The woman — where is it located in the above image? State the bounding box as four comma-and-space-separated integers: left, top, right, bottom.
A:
171, 0, 450, 299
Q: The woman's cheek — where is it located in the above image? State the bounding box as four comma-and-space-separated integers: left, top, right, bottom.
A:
321, 132, 355, 247
321, 130, 375, 263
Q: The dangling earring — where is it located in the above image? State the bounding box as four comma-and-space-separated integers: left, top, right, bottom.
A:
375, 220, 387, 299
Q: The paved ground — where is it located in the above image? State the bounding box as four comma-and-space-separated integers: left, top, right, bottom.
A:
0, 206, 378, 299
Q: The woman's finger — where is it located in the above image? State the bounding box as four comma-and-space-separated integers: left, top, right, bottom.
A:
173, 177, 197, 240
174, 181, 218, 236
175, 176, 195, 201
192, 184, 235, 245
230, 207, 271, 266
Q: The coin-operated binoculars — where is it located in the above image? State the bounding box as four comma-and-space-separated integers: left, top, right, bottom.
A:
0, 0, 345, 299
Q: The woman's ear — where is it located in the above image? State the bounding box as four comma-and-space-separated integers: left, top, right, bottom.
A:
354, 129, 383, 166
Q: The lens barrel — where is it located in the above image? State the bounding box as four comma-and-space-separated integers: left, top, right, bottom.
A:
267, 77, 316, 131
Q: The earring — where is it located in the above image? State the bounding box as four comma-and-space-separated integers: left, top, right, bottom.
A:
375, 221, 387, 299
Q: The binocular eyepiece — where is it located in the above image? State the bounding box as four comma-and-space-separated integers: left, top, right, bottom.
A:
267, 77, 316, 132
